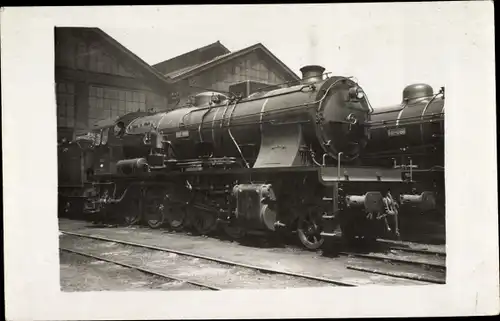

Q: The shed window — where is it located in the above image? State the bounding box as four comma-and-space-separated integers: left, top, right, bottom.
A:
88, 85, 148, 125
56, 81, 76, 129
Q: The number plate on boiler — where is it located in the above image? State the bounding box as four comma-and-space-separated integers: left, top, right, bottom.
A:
387, 127, 406, 137
175, 130, 190, 138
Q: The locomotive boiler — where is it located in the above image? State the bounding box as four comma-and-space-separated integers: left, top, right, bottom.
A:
364, 83, 444, 167
120, 65, 370, 169
76, 65, 438, 250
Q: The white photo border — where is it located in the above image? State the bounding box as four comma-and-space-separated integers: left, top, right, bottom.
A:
2, 3, 499, 319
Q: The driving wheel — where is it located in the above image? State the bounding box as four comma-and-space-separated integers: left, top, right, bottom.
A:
165, 204, 187, 231
189, 207, 218, 235
123, 196, 142, 226
144, 189, 166, 229
223, 221, 246, 239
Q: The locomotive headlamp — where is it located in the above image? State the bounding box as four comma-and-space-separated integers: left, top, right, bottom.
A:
349, 87, 364, 100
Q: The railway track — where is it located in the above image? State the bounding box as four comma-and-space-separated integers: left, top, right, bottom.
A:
59, 230, 359, 289
340, 250, 445, 269
376, 238, 446, 255
59, 221, 446, 287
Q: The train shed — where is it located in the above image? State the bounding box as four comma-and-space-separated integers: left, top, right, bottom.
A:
55, 27, 175, 141
153, 41, 301, 108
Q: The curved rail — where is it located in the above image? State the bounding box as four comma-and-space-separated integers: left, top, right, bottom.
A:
59, 247, 221, 290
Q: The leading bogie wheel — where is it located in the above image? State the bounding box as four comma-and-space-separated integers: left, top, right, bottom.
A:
297, 210, 325, 250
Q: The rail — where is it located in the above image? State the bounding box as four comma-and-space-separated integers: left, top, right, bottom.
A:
60, 247, 221, 290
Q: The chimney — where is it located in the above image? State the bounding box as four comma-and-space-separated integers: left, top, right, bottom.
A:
300, 65, 325, 83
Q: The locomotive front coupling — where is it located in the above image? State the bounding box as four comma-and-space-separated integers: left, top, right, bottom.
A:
232, 184, 279, 231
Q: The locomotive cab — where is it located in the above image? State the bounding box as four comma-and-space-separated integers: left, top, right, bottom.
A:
85, 111, 157, 176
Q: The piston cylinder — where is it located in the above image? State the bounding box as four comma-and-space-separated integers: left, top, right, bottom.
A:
232, 184, 278, 231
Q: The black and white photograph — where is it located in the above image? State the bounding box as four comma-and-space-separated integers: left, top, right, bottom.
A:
2, 2, 499, 319
55, 24, 447, 290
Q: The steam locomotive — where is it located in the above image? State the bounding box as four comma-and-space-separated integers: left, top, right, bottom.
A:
361, 83, 445, 215
58, 65, 444, 250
